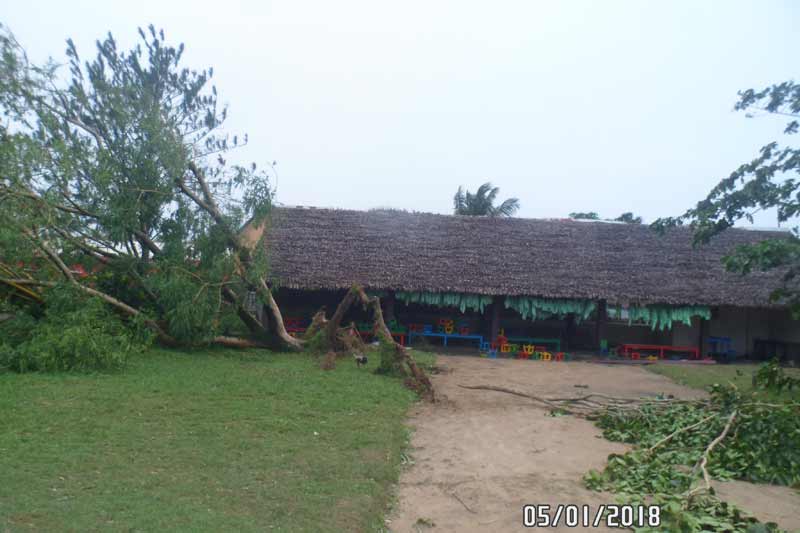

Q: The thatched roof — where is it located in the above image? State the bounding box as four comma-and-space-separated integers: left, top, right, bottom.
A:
264, 206, 791, 307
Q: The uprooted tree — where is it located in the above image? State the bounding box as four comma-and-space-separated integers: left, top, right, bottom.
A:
0, 24, 432, 396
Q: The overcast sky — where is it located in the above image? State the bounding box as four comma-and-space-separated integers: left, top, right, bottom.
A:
5, 1, 797, 225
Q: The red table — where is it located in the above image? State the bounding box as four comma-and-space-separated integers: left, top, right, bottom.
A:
619, 343, 700, 359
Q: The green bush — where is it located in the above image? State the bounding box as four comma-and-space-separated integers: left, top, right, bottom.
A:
0, 287, 151, 373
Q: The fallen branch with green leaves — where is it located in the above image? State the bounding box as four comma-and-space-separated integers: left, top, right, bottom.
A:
461, 376, 800, 532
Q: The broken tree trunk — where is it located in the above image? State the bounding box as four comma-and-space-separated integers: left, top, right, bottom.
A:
255, 279, 303, 350
307, 284, 435, 401
353, 286, 435, 401
303, 309, 328, 340
323, 287, 360, 350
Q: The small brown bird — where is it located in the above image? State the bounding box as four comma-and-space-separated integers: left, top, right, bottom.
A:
354, 353, 368, 368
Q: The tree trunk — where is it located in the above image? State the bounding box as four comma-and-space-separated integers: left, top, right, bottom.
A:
255, 279, 303, 350
211, 336, 270, 349
304, 309, 328, 340
324, 287, 360, 349
354, 286, 435, 401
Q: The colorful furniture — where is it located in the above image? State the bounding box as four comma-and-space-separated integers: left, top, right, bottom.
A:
707, 336, 736, 362
619, 343, 700, 360
408, 331, 484, 348
507, 336, 561, 352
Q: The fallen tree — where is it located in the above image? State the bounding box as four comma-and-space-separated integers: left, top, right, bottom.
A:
0, 24, 434, 397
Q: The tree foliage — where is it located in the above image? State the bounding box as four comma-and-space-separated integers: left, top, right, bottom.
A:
614, 211, 643, 224
569, 211, 643, 223
585, 382, 799, 532
0, 23, 435, 403
653, 81, 800, 316
0, 23, 281, 358
453, 182, 520, 217
569, 211, 600, 220
0, 286, 150, 372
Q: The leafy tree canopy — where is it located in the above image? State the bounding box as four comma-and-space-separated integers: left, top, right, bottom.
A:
653, 81, 800, 316
453, 182, 520, 217
569, 211, 642, 224
614, 212, 643, 224
0, 23, 280, 351
569, 211, 600, 220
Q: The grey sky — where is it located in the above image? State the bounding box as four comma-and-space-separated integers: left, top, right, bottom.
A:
5, 1, 797, 225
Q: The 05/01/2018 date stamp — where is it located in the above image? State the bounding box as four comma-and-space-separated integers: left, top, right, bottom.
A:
522, 504, 661, 528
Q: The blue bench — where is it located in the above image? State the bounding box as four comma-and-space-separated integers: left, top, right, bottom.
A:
408, 332, 484, 348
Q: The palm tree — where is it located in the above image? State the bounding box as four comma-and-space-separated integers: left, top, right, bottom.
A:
453, 182, 520, 217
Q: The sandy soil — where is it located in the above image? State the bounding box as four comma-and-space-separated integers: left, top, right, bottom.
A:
714, 480, 800, 532
388, 356, 800, 533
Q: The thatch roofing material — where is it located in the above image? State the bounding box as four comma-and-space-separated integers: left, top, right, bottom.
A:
264, 206, 789, 307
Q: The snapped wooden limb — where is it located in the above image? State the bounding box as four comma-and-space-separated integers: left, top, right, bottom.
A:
647, 413, 719, 454
353, 286, 435, 401
303, 309, 328, 340
685, 410, 738, 499
457, 384, 701, 416
458, 384, 574, 413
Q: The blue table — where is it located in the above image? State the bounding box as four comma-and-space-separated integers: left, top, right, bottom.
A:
408, 332, 484, 348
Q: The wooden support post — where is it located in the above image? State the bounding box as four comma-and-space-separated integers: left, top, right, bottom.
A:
594, 299, 607, 351
384, 290, 396, 323
698, 316, 706, 358
565, 314, 576, 351
745, 308, 751, 357
490, 295, 502, 342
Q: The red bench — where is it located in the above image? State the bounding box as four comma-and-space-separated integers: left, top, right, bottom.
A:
619, 343, 700, 360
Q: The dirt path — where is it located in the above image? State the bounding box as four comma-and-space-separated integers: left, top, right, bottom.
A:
388, 356, 800, 533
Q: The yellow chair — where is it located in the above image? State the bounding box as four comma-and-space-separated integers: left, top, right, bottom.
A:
540, 351, 552, 361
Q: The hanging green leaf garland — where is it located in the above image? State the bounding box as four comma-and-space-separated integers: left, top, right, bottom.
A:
608, 304, 712, 331
393, 290, 710, 331
395, 291, 493, 313
504, 296, 597, 322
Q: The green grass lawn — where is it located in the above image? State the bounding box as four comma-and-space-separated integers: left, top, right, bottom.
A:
648, 362, 800, 401
0, 348, 426, 532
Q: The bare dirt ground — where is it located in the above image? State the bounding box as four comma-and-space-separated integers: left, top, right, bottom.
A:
388, 356, 800, 533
